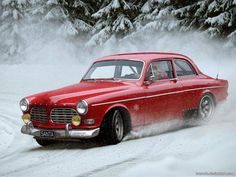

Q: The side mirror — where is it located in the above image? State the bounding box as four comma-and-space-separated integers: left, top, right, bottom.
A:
144, 75, 155, 85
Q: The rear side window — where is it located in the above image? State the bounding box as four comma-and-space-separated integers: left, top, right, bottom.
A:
174, 59, 196, 77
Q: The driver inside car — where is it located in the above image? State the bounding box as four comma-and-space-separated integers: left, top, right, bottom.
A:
152, 62, 168, 80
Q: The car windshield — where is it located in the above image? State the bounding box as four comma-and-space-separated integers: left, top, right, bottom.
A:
83, 60, 144, 80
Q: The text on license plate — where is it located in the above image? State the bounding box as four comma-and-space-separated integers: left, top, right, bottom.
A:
40, 130, 55, 137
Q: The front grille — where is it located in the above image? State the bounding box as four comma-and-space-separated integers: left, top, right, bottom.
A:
30, 107, 48, 123
51, 108, 78, 124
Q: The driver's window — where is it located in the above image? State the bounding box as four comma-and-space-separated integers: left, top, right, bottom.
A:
146, 60, 174, 81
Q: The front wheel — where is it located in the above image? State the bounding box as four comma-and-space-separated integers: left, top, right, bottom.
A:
198, 94, 215, 120
35, 138, 55, 146
101, 110, 125, 145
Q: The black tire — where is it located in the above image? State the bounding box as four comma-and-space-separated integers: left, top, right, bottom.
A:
100, 110, 125, 145
198, 94, 215, 120
35, 138, 55, 146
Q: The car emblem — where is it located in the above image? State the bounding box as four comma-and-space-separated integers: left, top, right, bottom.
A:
133, 104, 139, 111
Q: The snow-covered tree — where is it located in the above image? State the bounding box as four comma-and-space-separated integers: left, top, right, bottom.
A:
87, 0, 138, 46
1, 0, 236, 60
0, 0, 29, 58
172, 0, 236, 42
134, 0, 177, 33
133, 0, 236, 46
62, 0, 94, 37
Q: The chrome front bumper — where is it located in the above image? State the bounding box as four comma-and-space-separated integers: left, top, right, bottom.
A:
21, 121, 100, 139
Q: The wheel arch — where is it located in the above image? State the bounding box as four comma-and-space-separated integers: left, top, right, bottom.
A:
102, 104, 132, 136
200, 90, 216, 105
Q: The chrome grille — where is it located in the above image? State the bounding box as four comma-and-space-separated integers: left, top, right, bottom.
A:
51, 108, 78, 124
30, 107, 48, 123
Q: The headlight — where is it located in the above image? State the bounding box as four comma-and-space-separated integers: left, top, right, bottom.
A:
76, 100, 88, 115
20, 98, 29, 112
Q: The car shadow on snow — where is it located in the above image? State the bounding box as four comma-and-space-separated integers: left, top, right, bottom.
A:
27, 138, 106, 151
26, 119, 201, 151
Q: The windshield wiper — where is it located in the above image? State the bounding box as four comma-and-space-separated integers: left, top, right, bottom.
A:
96, 78, 116, 80
82, 78, 97, 81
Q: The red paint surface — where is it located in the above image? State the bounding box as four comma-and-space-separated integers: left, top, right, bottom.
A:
23, 52, 228, 130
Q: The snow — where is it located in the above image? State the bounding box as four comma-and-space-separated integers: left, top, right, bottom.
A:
74, 19, 93, 32
86, 26, 111, 46
45, 7, 67, 20
205, 12, 230, 26
205, 27, 220, 38
58, 20, 78, 36
13, 9, 19, 20
2, 0, 12, 6
111, 0, 121, 9
1, 10, 11, 18
141, 1, 152, 13
112, 14, 133, 32
46, 0, 58, 5
17, 0, 27, 5
208, 1, 218, 12
0, 23, 236, 177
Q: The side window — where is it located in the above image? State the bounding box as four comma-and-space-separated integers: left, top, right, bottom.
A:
174, 59, 196, 77
146, 60, 174, 81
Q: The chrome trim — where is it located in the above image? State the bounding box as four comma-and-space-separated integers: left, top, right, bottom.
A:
20, 98, 30, 112
92, 86, 226, 106
30, 107, 48, 123
21, 121, 100, 139
51, 108, 78, 124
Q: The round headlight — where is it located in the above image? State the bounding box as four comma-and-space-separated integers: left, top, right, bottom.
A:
20, 98, 29, 112
76, 100, 88, 115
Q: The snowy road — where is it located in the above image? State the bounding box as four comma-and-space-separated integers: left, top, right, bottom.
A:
0, 63, 236, 177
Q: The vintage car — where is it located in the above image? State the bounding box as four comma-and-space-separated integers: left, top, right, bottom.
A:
20, 52, 228, 146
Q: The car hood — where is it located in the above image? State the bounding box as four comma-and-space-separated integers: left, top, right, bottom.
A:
27, 81, 130, 106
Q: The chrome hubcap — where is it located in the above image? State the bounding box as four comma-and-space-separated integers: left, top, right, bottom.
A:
200, 96, 214, 119
113, 111, 124, 141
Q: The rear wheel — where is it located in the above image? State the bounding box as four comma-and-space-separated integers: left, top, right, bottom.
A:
101, 110, 125, 145
198, 94, 215, 120
35, 138, 55, 146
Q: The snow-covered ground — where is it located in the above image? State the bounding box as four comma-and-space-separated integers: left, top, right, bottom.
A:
0, 33, 236, 177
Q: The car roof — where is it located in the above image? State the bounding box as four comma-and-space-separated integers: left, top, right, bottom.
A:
96, 52, 192, 63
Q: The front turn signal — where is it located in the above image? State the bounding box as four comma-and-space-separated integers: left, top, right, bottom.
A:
22, 113, 31, 124
71, 115, 81, 126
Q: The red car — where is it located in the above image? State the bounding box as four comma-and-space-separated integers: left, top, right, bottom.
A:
20, 52, 228, 146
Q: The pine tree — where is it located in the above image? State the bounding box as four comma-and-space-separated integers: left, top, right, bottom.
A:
87, 0, 138, 46
62, 0, 94, 37
0, 0, 29, 58
171, 0, 236, 44
134, 0, 175, 33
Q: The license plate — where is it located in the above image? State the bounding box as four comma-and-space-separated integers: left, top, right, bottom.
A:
40, 130, 54, 138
